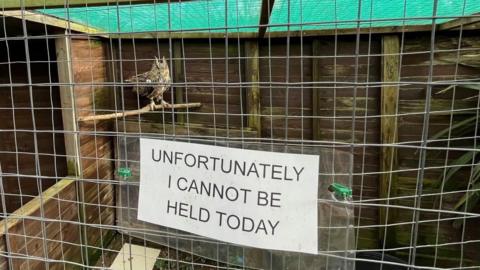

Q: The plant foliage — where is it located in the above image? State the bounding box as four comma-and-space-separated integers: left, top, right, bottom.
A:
432, 84, 480, 228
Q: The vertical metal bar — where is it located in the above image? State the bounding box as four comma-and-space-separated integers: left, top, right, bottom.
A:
409, 0, 439, 267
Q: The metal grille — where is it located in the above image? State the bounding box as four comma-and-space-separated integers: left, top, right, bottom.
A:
0, 0, 479, 269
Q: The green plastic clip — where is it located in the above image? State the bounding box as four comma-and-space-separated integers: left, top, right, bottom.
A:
328, 183, 352, 199
118, 167, 132, 178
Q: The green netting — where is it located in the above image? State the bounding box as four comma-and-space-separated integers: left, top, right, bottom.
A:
38, 0, 480, 34
39, 0, 262, 33
270, 0, 480, 31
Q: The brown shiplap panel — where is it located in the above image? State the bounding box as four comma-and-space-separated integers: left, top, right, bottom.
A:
311, 36, 382, 249
0, 179, 81, 270
69, 38, 116, 265
259, 39, 313, 139
0, 39, 68, 214
183, 41, 244, 128
392, 32, 480, 266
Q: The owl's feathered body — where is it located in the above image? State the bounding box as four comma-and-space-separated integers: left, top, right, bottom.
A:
125, 57, 171, 105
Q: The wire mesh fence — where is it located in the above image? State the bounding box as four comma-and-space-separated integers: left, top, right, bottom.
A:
0, 0, 479, 269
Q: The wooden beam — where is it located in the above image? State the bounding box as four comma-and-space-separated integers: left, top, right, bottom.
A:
56, 35, 91, 266
0, 164, 8, 270
173, 40, 185, 124
109, 32, 258, 39
438, 13, 480, 30
77, 102, 202, 121
268, 25, 434, 38
56, 35, 81, 176
258, 0, 275, 38
379, 34, 400, 245
118, 120, 259, 138
244, 40, 261, 135
2, 8, 473, 39
1, 0, 192, 10
0, 178, 80, 269
0, 178, 76, 236
312, 39, 321, 140
106, 24, 432, 40
0, 10, 104, 35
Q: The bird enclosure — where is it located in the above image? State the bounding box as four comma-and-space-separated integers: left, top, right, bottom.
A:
0, 0, 480, 269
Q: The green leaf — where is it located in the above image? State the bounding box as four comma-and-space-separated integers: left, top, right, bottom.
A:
434, 84, 480, 95
430, 116, 477, 141
438, 150, 477, 190
461, 84, 480, 91
435, 85, 455, 95
452, 182, 480, 229
453, 182, 480, 211
471, 163, 480, 185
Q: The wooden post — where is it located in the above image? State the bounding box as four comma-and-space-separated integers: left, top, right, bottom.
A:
312, 39, 321, 140
258, 0, 275, 38
245, 40, 262, 136
56, 35, 81, 177
379, 35, 400, 244
173, 40, 186, 124
55, 35, 90, 266
244, 41, 264, 267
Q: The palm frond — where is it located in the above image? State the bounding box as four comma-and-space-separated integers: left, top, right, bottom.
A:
430, 116, 477, 141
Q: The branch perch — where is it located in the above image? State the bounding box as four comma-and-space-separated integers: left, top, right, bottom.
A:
77, 102, 201, 122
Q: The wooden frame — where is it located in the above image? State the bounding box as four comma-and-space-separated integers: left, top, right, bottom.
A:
258, 0, 275, 38
438, 13, 480, 30
244, 40, 262, 135
0, 178, 80, 269
173, 40, 186, 124
108, 32, 258, 39
106, 25, 436, 39
0, 10, 105, 36
379, 34, 400, 245
56, 35, 81, 177
2, 5, 478, 39
311, 39, 320, 140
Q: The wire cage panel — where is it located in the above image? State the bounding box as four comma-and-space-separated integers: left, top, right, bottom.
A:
0, 1, 479, 270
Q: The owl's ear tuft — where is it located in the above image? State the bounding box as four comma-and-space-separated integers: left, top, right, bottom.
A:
161, 56, 169, 68
155, 56, 161, 68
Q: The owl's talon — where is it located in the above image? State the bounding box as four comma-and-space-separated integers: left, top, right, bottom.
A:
149, 101, 156, 110
160, 100, 170, 106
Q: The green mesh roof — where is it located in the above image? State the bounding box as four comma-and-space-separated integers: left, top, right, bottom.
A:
38, 0, 480, 34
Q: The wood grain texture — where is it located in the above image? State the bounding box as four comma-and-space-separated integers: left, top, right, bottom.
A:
391, 32, 480, 268
116, 40, 244, 128
259, 38, 313, 140
0, 11, 103, 35
173, 40, 186, 123
0, 39, 68, 213
379, 34, 400, 244
56, 36, 81, 176
68, 38, 116, 267
312, 36, 382, 249
312, 39, 320, 140
0, 178, 81, 270
245, 40, 262, 135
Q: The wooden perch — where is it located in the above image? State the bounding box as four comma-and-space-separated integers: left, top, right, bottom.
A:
77, 102, 201, 122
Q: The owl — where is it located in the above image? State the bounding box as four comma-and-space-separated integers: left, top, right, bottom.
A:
125, 56, 171, 106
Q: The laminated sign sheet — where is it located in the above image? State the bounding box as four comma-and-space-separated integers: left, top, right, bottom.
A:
138, 139, 320, 254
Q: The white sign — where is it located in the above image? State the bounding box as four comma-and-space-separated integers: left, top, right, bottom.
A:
138, 138, 319, 254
